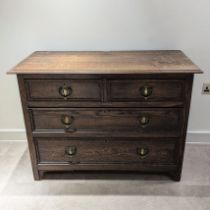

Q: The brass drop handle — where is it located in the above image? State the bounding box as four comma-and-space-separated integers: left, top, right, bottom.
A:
137, 147, 149, 158
65, 146, 77, 156
61, 115, 74, 128
59, 86, 72, 98
139, 116, 150, 127
140, 86, 153, 98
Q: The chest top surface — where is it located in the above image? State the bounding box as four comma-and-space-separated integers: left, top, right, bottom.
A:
8, 50, 202, 74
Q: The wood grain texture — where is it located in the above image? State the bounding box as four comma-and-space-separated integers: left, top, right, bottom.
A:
36, 138, 176, 165
12, 50, 200, 181
26, 78, 102, 101
8, 51, 202, 74
16, 73, 194, 181
31, 108, 182, 138
17, 75, 40, 180
22, 74, 188, 108
108, 79, 183, 102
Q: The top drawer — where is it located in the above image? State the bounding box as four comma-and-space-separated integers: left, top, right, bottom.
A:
108, 79, 184, 102
26, 79, 102, 101
21, 74, 189, 107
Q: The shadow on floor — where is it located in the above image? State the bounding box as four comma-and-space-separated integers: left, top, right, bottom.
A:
2, 146, 210, 197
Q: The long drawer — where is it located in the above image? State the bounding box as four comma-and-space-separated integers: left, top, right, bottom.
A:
30, 108, 182, 138
36, 138, 176, 165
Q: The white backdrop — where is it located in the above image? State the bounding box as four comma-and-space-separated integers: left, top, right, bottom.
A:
0, 0, 209, 138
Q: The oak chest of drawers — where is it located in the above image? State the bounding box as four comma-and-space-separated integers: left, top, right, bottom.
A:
8, 51, 202, 181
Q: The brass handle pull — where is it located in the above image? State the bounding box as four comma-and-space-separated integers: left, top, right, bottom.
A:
61, 115, 74, 127
137, 147, 149, 158
140, 86, 153, 99
139, 116, 150, 127
61, 115, 77, 133
59, 86, 72, 98
65, 146, 77, 156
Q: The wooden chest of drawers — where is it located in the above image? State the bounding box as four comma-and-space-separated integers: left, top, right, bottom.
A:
8, 51, 202, 181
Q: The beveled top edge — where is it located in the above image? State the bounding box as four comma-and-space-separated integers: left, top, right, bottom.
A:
7, 50, 203, 74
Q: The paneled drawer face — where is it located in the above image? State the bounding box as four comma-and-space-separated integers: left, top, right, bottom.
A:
26, 79, 102, 101
31, 108, 182, 137
36, 138, 176, 164
108, 80, 184, 102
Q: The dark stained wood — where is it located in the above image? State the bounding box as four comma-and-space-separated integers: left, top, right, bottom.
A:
17, 75, 40, 180
22, 74, 188, 108
31, 108, 182, 138
36, 138, 176, 165
28, 101, 184, 108
108, 79, 183, 102
12, 51, 201, 181
170, 74, 194, 181
8, 51, 202, 74
37, 163, 177, 173
26, 79, 102, 101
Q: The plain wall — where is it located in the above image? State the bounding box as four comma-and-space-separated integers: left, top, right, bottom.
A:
0, 0, 210, 135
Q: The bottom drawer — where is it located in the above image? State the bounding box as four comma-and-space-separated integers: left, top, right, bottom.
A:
36, 138, 176, 165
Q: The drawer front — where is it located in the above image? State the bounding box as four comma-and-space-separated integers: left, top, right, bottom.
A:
108, 79, 184, 102
31, 108, 182, 137
26, 79, 102, 101
36, 138, 176, 164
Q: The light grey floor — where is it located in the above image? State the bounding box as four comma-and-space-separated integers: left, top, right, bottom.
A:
0, 141, 210, 210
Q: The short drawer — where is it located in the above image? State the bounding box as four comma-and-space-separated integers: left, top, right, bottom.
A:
26, 79, 102, 101
31, 108, 182, 137
108, 79, 184, 102
36, 138, 176, 164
